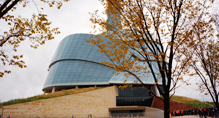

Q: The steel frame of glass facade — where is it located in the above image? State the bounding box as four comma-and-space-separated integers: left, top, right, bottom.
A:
116, 85, 164, 106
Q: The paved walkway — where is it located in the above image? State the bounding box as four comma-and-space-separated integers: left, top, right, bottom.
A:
172, 116, 198, 118
172, 115, 213, 118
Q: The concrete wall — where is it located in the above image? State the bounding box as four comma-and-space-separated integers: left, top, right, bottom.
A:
2, 86, 118, 118
145, 107, 164, 118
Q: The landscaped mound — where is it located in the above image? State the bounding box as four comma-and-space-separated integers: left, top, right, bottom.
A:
0, 87, 214, 108
171, 95, 213, 108
0, 87, 103, 106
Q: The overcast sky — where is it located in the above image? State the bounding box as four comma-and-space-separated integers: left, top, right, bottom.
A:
0, 0, 217, 102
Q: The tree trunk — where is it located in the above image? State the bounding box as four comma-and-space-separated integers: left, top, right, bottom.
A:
163, 93, 170, 118
215, 94, 219, 112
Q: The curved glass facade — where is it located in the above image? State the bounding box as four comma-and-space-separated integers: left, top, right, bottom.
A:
44, 60, 114, 86
43, 33, 114, 92
43, 33, 161, 93
50, 33, 109, 66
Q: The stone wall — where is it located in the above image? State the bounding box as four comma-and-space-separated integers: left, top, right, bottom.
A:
2, 86, 118, 118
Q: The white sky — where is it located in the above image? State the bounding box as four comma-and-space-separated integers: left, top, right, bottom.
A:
0, 0, 217, 102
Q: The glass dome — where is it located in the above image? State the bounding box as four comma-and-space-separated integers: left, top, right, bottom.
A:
43, 33, 161, 93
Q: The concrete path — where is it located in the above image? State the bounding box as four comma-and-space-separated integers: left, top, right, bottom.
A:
172, 116, 199, 118
172, 115, 213, 118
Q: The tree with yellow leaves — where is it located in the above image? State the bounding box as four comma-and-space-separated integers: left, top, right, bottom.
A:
87, 0, 214, 117
189, 14, 219, 110
0, 0, 69, 77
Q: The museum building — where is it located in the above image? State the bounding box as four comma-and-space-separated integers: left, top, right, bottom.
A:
42, 32, 163, 108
